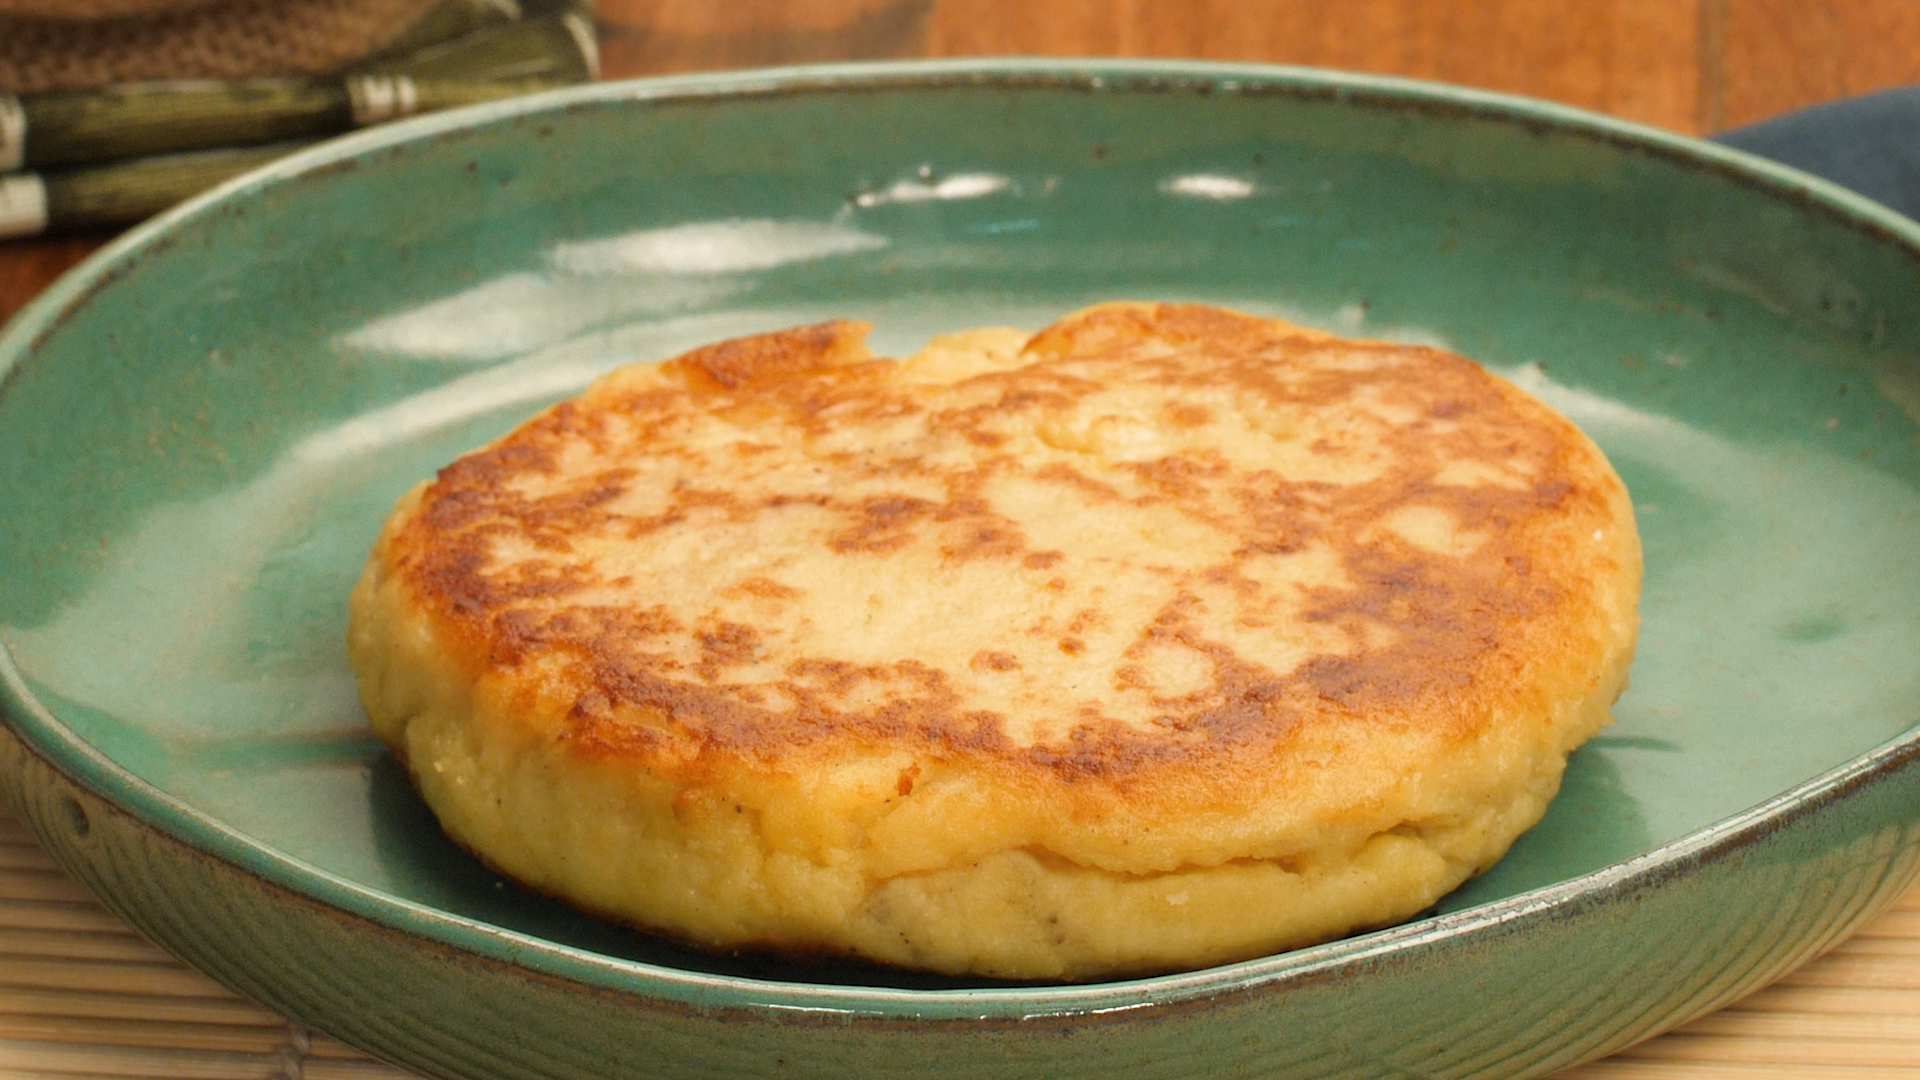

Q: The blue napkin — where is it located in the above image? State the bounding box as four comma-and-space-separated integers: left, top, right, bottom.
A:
1713, 86, 1920, 221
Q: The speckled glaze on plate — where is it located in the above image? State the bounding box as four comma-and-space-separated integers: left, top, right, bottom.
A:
4, 60, 1920, 1080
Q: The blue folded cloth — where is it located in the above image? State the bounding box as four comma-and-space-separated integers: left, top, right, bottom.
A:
1713, 86, 1920, 220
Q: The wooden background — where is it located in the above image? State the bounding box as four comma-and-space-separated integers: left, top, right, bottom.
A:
594, 0, 1920, 134
9, 1, 1920, 1078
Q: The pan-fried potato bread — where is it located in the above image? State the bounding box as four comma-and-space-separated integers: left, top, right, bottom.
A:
348, 303, 1640, 980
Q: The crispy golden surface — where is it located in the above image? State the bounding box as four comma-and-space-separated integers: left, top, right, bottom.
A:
349, 303, 1640, 979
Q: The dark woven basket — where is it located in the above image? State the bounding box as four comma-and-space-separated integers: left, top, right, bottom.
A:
0, 0, 446, 93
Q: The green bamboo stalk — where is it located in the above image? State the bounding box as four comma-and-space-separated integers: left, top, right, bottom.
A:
6, 16, 596, 170
0, 95, 22, 173
368, 0, 526, 63
43, 143, 304, 230
14, 74, 568, 169
515, 0, 596, 21
16, 82, 347, 169
0, 141, 315, 239
353, 12, 599, 84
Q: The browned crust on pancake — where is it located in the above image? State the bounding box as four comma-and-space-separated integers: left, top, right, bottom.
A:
375, 304, 1632, 812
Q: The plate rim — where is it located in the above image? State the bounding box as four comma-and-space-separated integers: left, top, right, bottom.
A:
5, 55, 1920, 1020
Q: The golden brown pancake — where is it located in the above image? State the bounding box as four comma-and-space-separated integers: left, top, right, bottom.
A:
347, 303, 1640, 980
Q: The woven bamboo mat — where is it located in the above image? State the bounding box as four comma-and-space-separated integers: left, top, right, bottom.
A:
5, 808, 1920, 1080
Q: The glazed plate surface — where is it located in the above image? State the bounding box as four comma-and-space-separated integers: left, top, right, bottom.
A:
4, 60, 1920, 1080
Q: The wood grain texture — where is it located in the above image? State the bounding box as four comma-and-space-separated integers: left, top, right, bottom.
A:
0, 236, 101, 326
925, 0, 1702, 131
1720, 0, 1920, 129
595, 0, 930, 78
592, 0, 1702, 129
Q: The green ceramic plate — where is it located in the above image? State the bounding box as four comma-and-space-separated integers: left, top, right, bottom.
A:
4, 59, 1920, 1080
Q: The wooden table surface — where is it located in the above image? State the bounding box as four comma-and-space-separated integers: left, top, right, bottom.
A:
7, 2, 1920, 1078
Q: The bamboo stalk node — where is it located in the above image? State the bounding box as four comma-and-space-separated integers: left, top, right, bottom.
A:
0, 94, 22, 171
348, 74, 420, 126
0, 173, 47, 238
561, 10, 598, 80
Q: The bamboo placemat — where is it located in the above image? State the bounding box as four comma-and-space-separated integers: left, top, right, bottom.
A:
5, 806, 1920, 1080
